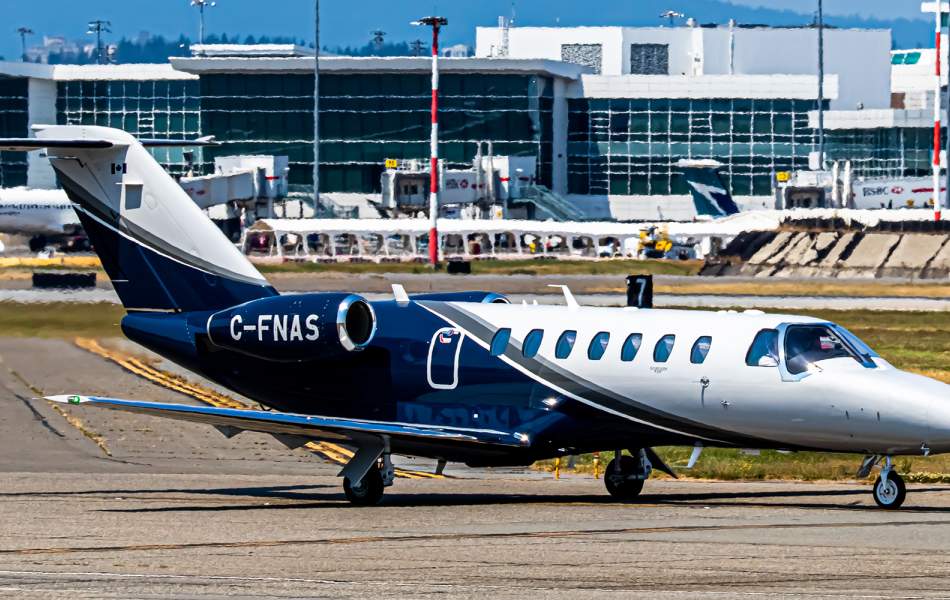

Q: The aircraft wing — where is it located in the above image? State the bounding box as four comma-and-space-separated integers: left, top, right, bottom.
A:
45, 395, 527, 449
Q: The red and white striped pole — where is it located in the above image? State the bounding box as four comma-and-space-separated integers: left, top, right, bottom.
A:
934, 4, 944, 221
413, 16, 447, 266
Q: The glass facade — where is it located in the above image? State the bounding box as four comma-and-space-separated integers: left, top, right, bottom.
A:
0, 77, 29, 187
199, 73, 553, 193
56, 79, 201, 176
567, 98, 819, 196
825, 127, 940, 179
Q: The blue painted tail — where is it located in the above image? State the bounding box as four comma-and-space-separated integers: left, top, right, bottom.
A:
36, 126, 277, 312
678, 160, 740, 217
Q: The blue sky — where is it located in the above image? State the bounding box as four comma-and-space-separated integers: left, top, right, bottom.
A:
0, 0, 931, 60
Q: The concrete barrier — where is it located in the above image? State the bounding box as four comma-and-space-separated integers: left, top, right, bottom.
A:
840, 233, 901, 269
884, 235, 947, 270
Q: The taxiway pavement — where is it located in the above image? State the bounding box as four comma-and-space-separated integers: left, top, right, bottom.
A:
2, 338, 950, 599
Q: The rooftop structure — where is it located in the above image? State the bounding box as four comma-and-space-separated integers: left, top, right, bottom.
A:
0, 20, 941, 220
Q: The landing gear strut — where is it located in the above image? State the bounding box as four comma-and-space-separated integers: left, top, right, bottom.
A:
341, 437, 395, 506
604, 449, 652, 501
343, 463, 385, 506
872, 456, 906, 510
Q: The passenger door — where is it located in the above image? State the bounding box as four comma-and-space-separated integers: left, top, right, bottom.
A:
427, 327, 464, 390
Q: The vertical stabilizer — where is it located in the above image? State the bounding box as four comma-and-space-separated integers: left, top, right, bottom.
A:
8, 125, 277, 312
677, 159, 739, 217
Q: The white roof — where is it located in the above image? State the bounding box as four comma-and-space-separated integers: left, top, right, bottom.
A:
171, 56, 590, 79
811, 108, 944, 130
571, 74, 838, 100
0, 61, 196, 81
190, 44, 312, 58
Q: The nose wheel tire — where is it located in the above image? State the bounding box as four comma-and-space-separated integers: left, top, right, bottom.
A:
604, 455, 646, 501
343, 464, 385, 506
873, 472, 906, 509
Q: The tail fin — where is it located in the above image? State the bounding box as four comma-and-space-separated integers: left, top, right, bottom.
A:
677, 159, 739, 217
0, 125, 276, 312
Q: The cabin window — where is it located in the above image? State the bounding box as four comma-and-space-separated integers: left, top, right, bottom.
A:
522, 329, 544, 358
745, 329, 779, 367
555, 330, 577, 359
490, 328, 511, 357
653, 334, 675, 362
587, 332, 610, 360
690, 336, 712, 364
620, 333, 643, 362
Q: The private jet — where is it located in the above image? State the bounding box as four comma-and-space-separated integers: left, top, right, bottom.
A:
0, 187, 85, 252
2, 125, 947, 509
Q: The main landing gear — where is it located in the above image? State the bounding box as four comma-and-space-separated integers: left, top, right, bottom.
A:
341, 438, 395, 506
604, 449, 652, 501
860, 455, 907, 509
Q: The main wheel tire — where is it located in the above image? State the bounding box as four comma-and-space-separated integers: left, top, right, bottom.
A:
28, 235, 47, 253
873, 472, 906, 509
343, 465, 385, 506
604, 455, 646, 501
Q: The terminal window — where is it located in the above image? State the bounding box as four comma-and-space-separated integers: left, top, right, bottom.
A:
0, 77, 29, 187
566, 97, 818, 197
630, 44, 668, 75
561, 44, 603, 75
57, 79, 201, 177
200, 73, 554, 193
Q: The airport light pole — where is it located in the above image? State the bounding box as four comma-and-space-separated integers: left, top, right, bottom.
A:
412, 16, 447, 267
17, 27, 33, 62
86, 20, 111, 65
191, 0, 216, 46
817, 0, 826, 171
314, 0, 320, 208
922, 2, 949, 221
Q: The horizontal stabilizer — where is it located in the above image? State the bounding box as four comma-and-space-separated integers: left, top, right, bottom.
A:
0, 139, 114, 151
0, 136, 216, 152
46, 395, 527, 449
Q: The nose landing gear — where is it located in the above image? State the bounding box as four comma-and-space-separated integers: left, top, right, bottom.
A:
872, 457, 906, 510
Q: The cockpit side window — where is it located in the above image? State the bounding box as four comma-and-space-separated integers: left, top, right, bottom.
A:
783, 325, 862, 375
746, 329, 779, 367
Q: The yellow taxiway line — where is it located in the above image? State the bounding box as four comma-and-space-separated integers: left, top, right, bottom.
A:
0, 256, 101, 269
73, 337, 442, 479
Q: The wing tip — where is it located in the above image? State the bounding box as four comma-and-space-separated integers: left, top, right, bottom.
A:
44, 394, 89, 405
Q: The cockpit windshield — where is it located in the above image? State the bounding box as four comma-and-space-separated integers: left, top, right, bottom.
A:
832, 325, 879, 362
783, 324, 868, 375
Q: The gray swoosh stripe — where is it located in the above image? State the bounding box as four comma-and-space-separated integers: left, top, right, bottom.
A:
419, 300, 787, 448
54, 165, 270, 288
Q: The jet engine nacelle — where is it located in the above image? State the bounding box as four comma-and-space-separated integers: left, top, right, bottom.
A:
207, 293, 376, 361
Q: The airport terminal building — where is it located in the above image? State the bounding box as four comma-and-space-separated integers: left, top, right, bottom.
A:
0, 21, 943, 219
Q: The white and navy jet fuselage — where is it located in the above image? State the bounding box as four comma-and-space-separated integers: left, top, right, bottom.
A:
4, 125, 946, 509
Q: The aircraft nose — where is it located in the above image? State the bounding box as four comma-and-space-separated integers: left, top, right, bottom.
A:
907, 372, 950, 453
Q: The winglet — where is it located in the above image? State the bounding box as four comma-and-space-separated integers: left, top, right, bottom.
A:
45, 394, 89, 405
392, 284, 410, 304
547, 284, 579, 309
